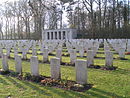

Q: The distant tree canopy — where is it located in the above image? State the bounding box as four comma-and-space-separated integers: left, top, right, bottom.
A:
0, 0, 129, 40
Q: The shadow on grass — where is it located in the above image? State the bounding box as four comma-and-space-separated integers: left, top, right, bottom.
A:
111, 68, 130, 75
0, 76, 10, 85
87, 88, 123, 98
97, 67, 130, 75
2, 76, 26, 90
44, 86, 88, 98
86, 91, 108, 98
2, 75, 52, 97
22, 81, 81, 98
21, 81, 52, 97
21, 80, 123, 98
0, 75, 128, 98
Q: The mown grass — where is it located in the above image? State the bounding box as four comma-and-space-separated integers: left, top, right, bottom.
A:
0, 47, 130, 98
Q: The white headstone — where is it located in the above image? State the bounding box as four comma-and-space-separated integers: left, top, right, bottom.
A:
79, 48, 84, 57
87, 50, 94, 66
32, 48, 37, 56
127, 44, 130, 52
105, 51, 113, 66
75, 59, 87, 84
6, 47, 11, 57
104, 46, 110, 51
0, 48, 3, 57
50, 58, 61, 79
92, 46, 97, 57
2, 54, 9, 71
14, 47, 18, 56
30, 56, 39, 76
70, 49, 77, 64
22, 48, 27, 59
15, 55, 22, 74
43, 48, 48, 62
119, 47, 125, 58
56, 49, 62, 61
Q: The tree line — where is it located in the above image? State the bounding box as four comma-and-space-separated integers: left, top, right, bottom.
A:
0, 0, 129, 40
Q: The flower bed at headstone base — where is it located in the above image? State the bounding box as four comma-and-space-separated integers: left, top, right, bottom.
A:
88, 65, 117, 70
0, 69, 93, 92
100, 66, 117, 70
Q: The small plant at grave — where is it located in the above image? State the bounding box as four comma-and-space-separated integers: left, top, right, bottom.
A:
31, 75, 43, 83
16, 74, 23, 80
59, 76, 69, 88
59, 79, 67, 88
70, 83, 93, 92
23, 73, 42, 82
64, 76, 69, 84
41, 78, 59, 86
73, 84, 84, 88
23, 72, 32, 80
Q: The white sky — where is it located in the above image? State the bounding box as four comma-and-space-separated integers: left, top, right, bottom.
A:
0, 0, 18, 4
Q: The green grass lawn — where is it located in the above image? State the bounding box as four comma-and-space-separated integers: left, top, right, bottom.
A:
0, 47, 130, 98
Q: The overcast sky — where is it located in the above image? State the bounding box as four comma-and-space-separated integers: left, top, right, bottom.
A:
0, 0, 18, 4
